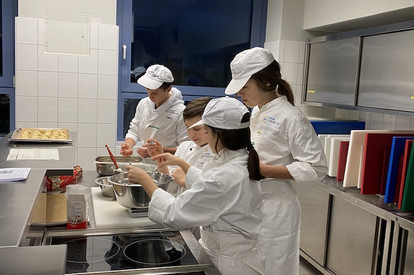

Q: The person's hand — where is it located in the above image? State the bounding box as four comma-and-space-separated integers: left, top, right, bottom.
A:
137, 145, 151, 158
146, 139, 164, 157
171, 168, 186, 188
126, 166, 158, 197
120, 143, 132, 156
152, 153, 180, 168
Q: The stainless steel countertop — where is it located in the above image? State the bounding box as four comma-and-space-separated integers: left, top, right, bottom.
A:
0, 132, 76, 247
320, 176, 414, 230
0, 245, 67, 275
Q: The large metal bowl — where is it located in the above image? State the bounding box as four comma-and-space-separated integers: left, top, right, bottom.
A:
109, 171, 173, 209
94, 156, 143, 176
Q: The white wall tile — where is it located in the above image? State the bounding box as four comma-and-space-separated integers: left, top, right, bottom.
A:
98, 24, 118, 51
58, 98, 78, 122
79, 49, 98, 74
97, 123, 117, 148
15, 44, 38, 70
15, 17, 38, 44
77, 147, 97, 171
278, 40, 286, 62
284, 40, 300, 63
78, 123, 97, 147
396, 115, 411, 130
78, 98, 98, 123
370, 112, 383, 129
98, 50, 118, 75
90, 23, 99, 49
38, 122, 58, 128
38, 97, 57, 122
37, 18, 45, 45
97, 74, 117, 99
281, 62, 298, 85
382, 114, 397, 130
79, 74, 98, 99
298, 41, 306, 64
38, 71, 58, 97
16, 96, 37, 122
38, 45, 58, 71
15, 70, 38, 96
16, 121, 38, 128
97, 99, 117, 123
59, 54, 79, 73
58, 72, 78, 98
264, 40, 280, 60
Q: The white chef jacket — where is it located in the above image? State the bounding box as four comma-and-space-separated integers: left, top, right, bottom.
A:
172, 141, 215, 195
125, 87, 188, 148
148, 148, 264, 274
251, 96, 327, 275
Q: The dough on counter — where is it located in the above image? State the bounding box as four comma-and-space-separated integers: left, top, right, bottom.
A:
16, 128, 70, 140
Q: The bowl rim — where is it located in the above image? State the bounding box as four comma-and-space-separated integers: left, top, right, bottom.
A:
95, 176, 112, 186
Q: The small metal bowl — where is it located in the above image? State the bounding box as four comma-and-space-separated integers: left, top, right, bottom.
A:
95, 176, 116, 198
109, 171, 173, 209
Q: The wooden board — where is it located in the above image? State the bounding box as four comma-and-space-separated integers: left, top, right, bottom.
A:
30, 193, 67, 225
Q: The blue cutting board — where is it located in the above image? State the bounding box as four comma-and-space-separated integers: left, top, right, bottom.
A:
384, 136, 414, 203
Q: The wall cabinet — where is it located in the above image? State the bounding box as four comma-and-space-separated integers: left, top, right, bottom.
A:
303, 21, 414, 115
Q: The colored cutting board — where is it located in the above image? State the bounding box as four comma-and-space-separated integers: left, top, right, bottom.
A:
398, 140, 414, 209
360, 133, 414, 195
310, 120, 365, 135
328, 136, 350, 177
384, 136, 414, 203
400, 147, 414, 211
336, 140, 349, 182
343, 130, 402, 188
325, 135, 350, 173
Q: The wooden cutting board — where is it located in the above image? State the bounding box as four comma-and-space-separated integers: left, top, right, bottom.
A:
31, 193, 67, 225
91, 187, 156, 229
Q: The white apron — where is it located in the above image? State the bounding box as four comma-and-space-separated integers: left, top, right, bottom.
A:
199, 228, 264, 275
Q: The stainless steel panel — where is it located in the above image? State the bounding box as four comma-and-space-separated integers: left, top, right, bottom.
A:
326, 196, 378, 275
358, 29, 414, 112
403, 230, 414, 274
294, 182, 330, 266
305, 37, 360, 106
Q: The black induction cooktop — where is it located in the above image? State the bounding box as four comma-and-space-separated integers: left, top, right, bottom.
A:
50, 231, 204, 274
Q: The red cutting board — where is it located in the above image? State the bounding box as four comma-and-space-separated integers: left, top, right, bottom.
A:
360, 133, 414, 195
398, 140, 414, 209
336, 140, 349, 182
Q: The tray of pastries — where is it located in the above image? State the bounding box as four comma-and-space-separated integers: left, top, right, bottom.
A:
9, 128, 72, 143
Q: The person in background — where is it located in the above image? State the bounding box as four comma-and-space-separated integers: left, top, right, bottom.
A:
126, 97, 264, 274
146, 96, 214, 194
120, 64, 188, 160
225, 47, 328, 275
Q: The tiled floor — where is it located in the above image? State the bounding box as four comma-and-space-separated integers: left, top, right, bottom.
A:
299, 257, 323, 275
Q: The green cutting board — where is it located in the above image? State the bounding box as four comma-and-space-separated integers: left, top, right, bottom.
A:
401, 145, 414, 211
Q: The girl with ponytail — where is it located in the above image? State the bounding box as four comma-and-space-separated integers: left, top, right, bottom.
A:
225, 47, 328, 275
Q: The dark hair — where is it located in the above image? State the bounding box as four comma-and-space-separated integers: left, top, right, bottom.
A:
207, 113, 263, 180
160, 82, 172, 90
251, 60, 295, 106
183, 97, 211, 120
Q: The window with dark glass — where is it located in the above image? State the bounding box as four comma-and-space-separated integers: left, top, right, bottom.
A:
118, 0, 267, 139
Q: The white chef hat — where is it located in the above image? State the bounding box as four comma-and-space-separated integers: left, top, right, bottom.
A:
137, 64, 174, 89
187, 120, 203, 129
225, 47, 274, 95
202, 97, 250, 130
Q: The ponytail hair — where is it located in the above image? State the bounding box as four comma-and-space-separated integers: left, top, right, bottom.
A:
208, 113, 263, 181
251, 60, 295, 106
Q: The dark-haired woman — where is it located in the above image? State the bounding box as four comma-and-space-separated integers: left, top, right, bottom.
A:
225, 47, 328, 275
126, 97, 264, 274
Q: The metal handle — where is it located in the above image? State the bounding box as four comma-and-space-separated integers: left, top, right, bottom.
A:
122, 44, 127, 60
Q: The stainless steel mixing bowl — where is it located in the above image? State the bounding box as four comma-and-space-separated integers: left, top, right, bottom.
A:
94, 156, 143, 176
109, 171, 173, 209
95, 176, 115, 198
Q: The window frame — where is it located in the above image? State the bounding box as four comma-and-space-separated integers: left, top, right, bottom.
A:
116, 0, 267, 140
0, 0, 17, 136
